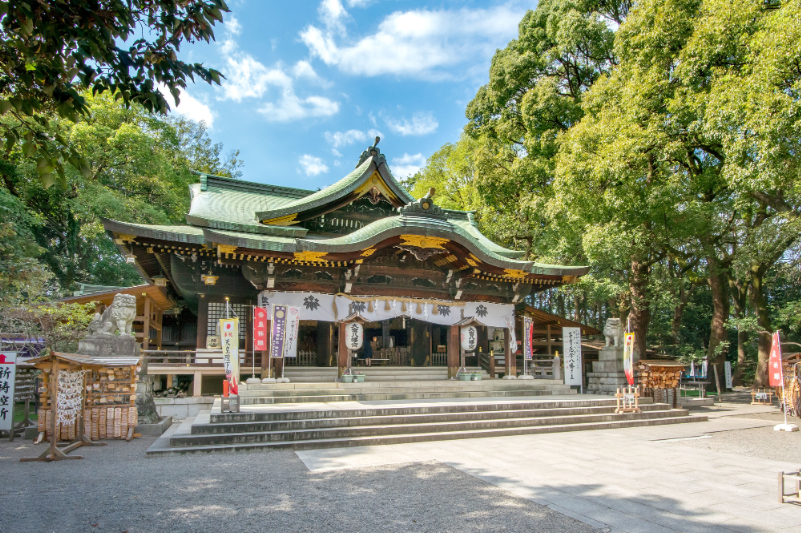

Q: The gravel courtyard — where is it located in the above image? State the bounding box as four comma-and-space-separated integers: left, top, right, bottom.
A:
0, 437, 599, 533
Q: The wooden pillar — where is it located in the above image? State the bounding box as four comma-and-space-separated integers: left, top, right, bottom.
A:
505, 328, 513, 377
272, 357, 284, 379
196, 297, 208, 349
317, 322, 334, 366
142, 296, 151, 351
260, 319, 271, 378
447, 325, 459, 378
337, 321, 348, 378
155, 308, 163, 349
546, 324, 552, 355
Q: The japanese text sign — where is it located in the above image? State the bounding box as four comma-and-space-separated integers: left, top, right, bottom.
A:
253, 307, 269, 352
562, 328, 582, 387
270, 305, 287, 359
461, 326, 477, 352
0, 352, 16, 431
220, 318, 239, 395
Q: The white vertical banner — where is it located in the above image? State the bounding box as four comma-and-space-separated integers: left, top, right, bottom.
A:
724, 361, 733, 390
562, 328, 582, 387
346, 322, 364, 350
0, 352, 17, 432
219, 318, 239, 395
284, 306, 301, 358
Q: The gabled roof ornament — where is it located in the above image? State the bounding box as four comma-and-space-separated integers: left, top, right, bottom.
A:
398, 187, 447, 220
356, 136, 386, 167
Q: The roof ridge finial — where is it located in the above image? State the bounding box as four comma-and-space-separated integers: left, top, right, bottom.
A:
373, 136, 380, 148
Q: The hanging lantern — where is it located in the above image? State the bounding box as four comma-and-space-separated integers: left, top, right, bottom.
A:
346, 322, 363, 350
461, 326, 478, 352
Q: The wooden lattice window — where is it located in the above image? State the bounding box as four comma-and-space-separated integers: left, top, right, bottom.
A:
207, 302, 250, 340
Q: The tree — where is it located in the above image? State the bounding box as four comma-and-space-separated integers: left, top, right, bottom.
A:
1, 92, 242, 292
0, 0, 229, 188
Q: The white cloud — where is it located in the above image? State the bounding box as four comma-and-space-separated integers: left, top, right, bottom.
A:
217, 42, 339, 122
300, 3, 523, 79
319, 0, 348, 34
332, 148, 343, 157
367, 128, 383, 140
383, 111, 438, 136
324, 129, 367, 148
224, 14, 242, 35
346, 0, 372, 6
390, 153, 426, 178
299, 154, 329, 176
159, 84, 215, 128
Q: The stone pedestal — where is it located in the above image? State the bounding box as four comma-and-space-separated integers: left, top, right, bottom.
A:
78, 333, 138, 358
586, 346, 633, 395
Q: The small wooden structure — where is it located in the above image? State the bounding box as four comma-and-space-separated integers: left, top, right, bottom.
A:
751, 388, 773, 406
21, 352, 140, 462
636, 360, 686, 408
615, 386, 641, 414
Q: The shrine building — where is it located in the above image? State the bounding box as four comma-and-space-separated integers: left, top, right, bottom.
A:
99, 142, 589, 394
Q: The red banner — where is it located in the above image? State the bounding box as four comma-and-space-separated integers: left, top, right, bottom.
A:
769, 331, 783, 387
253, 307, 268, 352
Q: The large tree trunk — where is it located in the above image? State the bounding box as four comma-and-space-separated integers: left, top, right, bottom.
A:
750, 266, 772, 387
730, 280, 749, 387
706, 255, 731, 392
629, 260, 651, 360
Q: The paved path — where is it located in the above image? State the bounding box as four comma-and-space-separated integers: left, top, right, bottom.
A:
297, 407, 801, 533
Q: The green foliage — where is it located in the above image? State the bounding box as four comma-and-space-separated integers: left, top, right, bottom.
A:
0, 0, 229, 188
0, 92, 242, 294
2, 301, 97, 354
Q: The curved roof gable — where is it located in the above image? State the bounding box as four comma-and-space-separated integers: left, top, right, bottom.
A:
256, 146, 415, 225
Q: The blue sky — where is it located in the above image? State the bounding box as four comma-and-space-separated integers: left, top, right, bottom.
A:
167, 0, 535, 189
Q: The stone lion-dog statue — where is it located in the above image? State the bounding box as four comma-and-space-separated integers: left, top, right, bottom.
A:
603, 318, 624, 347
89, 293, 137, 336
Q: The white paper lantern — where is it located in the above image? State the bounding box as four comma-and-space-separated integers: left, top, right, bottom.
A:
346, 322, 363, 350
460, 326, 478, 352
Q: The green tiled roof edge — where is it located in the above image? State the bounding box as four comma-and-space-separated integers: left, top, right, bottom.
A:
185, 214, 308, 237
102, 218, 205, 244
203, 229, 297, 253
197, 173, 313, 198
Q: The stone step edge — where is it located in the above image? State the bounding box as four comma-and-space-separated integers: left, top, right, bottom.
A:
147, 415, 706, 456
238, 390, 575, 405
194, 405, 671, 434
212, 398, 658, 422
173, 410, 690, 445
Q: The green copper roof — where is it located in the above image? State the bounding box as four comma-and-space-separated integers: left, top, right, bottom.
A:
202, 229, 296, 253
187, 175, 311, 236
255, 156, 415, 222
102, 219, 206, 244
296, 214, 588, 277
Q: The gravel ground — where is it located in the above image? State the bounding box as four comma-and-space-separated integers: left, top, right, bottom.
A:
0, 438, 599, 533
667, 412, 801, 463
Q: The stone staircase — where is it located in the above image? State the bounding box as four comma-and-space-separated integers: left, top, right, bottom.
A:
238, 374, 569, 405
146, 397, 706, 456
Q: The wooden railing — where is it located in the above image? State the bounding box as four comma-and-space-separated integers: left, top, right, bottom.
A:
142, 350, 261, 368
284, 350, 316, 366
